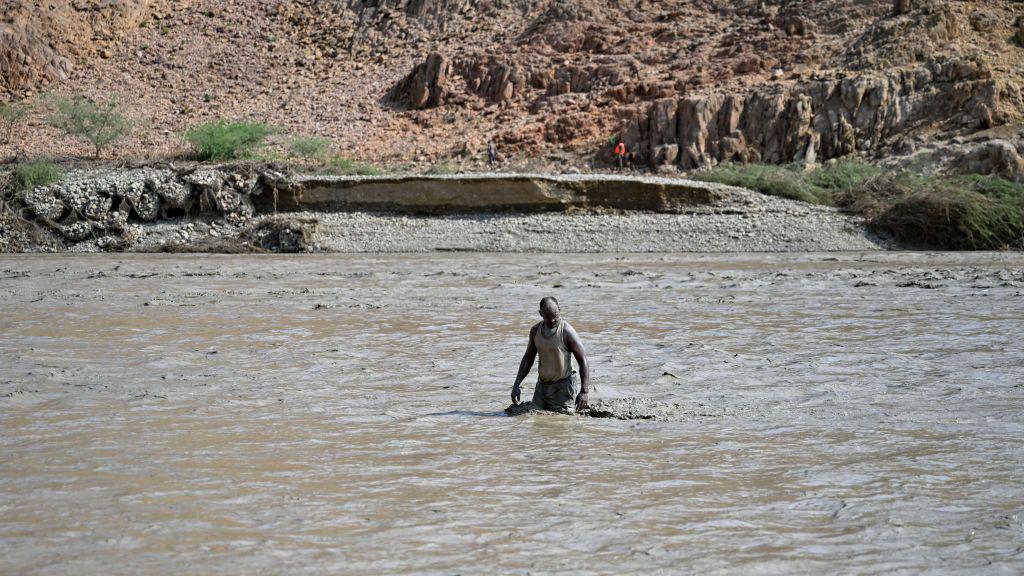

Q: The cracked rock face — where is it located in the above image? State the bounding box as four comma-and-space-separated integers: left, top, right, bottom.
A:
624, 56, 1010, 170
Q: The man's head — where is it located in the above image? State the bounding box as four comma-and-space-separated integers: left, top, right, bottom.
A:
539, 296, 560, 327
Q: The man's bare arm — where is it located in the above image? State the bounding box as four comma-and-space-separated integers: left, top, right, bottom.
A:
564, 323, 590, 410
511, 325, 538, 404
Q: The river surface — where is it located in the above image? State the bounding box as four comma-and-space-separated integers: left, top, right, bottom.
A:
1, 252, 1023, 575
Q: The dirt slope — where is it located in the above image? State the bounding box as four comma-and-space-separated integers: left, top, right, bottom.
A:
1, 0, 1022, 168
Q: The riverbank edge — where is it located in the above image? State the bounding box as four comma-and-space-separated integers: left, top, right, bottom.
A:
0, 162, 899, 253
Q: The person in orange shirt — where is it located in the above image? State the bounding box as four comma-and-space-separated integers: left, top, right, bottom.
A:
614, 141, 626, 170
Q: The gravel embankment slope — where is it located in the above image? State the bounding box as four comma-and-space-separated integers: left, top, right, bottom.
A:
308, 210, 884, 252
9, 169, 889, 253
293, 175, 888, 252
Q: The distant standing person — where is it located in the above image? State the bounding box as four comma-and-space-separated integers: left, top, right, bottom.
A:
488, 141, 497, 168
614, 140, 626, 170
511, 297, 591, 412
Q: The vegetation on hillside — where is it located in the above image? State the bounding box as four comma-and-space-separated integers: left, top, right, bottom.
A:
184, 121, 273, 161
322, 156, 381, 176
0, 102, 29, 145
47, 97, 132, 159
288, 136, 331, 163
10, 162, 62, 194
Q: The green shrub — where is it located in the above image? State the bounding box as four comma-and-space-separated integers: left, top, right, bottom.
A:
954, 173, 1024, 200
288, 136, 331, 161
692, 156, 1024, 249
248, 149, 289, 164
12, 162, 62, 193
0, 101, 29, 144
355, 164, 382, 176
47, 96, 131, 158
873, 190, 1023, 250
806, 160, 882, 194
325, 156, 381, 176
183, 120, 273, 161
693, 163, 830, 204
425, 162, 455, 175
866, 172, 1024, 249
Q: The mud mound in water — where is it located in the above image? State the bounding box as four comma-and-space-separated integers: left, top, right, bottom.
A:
243, 215, 318, 253
505, 398, 708, 421
151, 237, 267, 254
583, 398, 678, 421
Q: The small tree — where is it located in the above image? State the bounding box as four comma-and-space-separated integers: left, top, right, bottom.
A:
48, 96, 132, 159
0, 101, 29, 145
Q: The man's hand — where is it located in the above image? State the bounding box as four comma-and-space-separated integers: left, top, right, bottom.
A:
575, 390, 589, 412
511, 384, 521, 405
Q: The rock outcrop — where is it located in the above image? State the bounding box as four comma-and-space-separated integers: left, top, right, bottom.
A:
623, 56, 1014, 169
952, 138, 1024, 182
386, 53, 452, 109
380, 0, 1024, 168
1, 0, 166, 95
3, 0, 1024, 167
0, 24, 72, 94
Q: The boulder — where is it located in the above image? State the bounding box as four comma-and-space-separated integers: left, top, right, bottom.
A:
132, 189, 161, 221
893, 0, 914, 16
22, 187, 66, 221
387, 52, 451, 109
954, 139, 1024, 182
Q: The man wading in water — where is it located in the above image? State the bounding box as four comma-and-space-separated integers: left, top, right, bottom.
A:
511, 297, 591, 412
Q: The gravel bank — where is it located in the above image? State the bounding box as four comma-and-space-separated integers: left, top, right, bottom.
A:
291, 173, 890, 253
4, 167, 889, 253
305, 200, 887, 253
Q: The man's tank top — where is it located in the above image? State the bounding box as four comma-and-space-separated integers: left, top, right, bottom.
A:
535, 319, 572, 383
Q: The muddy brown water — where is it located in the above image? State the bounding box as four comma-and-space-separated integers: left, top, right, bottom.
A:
1, 252, 1023, 575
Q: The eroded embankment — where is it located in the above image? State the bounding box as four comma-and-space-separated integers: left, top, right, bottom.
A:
269, 173, 723, 213
0, 165, 884, 253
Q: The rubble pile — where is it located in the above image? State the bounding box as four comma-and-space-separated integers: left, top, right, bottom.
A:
8, 165, 308, 252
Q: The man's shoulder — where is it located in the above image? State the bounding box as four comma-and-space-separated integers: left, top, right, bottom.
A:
530, 321, 542, 333
561, 320, 579, 340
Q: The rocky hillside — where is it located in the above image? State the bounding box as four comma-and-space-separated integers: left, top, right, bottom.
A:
1, 0, 172, 94
1, 0, 1023, 171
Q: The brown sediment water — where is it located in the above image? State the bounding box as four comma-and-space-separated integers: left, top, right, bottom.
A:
1, 252, 1023, 574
